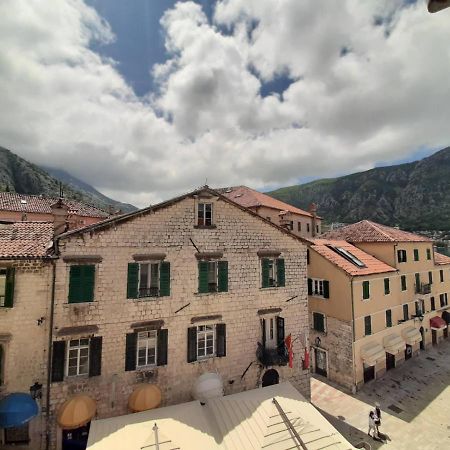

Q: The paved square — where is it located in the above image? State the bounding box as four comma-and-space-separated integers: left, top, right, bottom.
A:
312, 339, 450, 449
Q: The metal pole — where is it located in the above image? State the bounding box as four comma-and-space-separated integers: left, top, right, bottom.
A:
153, 423, 160, 450
272, 398, 307, 450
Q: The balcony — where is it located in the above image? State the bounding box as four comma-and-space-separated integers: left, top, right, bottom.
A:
256, 342, 288, 367
415, 283, 431, 295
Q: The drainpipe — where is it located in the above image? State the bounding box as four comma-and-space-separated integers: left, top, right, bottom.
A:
350, 276, 357, 394
45, 250, 59, 450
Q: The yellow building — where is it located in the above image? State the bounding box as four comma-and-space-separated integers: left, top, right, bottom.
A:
308, 220, 450, 391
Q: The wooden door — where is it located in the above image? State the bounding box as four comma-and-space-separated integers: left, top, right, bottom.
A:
315, 348, 327, 377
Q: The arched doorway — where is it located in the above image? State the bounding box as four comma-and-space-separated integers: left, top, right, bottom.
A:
419, 327, 425, 350
261, 369, 279, 387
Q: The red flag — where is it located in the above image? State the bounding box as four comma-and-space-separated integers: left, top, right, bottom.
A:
285, 334, 293, 368
302, 347, 310, 370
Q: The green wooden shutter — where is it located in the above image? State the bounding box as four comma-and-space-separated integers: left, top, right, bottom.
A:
82, 265, 95, 301
4, 267, 15, 308
125, 333, 137, 371
323, 280, 330, 299
218, 261, 228, 292
276, 259, 285, 287
157, 329, 168, 366
414, 249, 419, 261
127, 263, 139, 299
68, 265, 82, 303
307, 278, 312, 295
187, 327, 197, 362
198, 262, 209, 293
51, 341, 66, 382
216, 324, 226, 357
363, 281, 370, 299
159, 262, 170, 297
261, 259, 270, 288
384, 278, 390, 295
89, 336, 102, 377
261, 318, 266, 350
276, 317, 286, 357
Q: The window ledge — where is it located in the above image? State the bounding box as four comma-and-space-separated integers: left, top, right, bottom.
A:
64, 301, 97, 307
194, 292, 228, 297
259, 287, 283, 291
362, 298, 371, 302
64, 374, 89, 382
311, 294, 327, 299
194, 225, 217, 229
135, 366, 157, 372
194, 356, 216, 364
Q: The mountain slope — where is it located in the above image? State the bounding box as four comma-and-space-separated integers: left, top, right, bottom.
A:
0, 146, 136, 213
268, 147, 450, 231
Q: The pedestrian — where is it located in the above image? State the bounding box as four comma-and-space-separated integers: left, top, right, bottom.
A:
374, 402, 382, 436
368, 411, 378, 439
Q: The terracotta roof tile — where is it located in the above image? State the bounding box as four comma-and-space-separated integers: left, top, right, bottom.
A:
435, 252, 450, 265
312, 239, 397, 276
322, 220, 431, 243
0, 222, 53, 258
0, 192, 109, 218
220, 186, 314, 218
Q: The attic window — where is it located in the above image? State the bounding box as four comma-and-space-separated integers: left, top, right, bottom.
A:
20, 199, 27, 204
327, 245, 366, 268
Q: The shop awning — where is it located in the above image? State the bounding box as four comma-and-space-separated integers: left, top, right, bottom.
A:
430, 316, 447, 330
0, 393, 38, 429
128, 384, 162, 412
361, 342, 385, 366
442, 310, 450, 325
401, 327, 422, 346
57, 395, 96, 430
383, 334, 405, 355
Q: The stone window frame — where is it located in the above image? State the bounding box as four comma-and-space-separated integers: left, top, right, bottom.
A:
66, 338, 90, 377
136, 330, 158, 368
197, 324, 215, 360
196, 202, 214, 227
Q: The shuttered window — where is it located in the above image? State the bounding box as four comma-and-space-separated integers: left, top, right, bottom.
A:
309, 278, 329, 298
68, 265, 95, 303
127, 262, 170, 299
401, 275, 407, 291
198, 261, 228, 293
427, 248, 431, 260
125, 329, 168, 371
364, 316, 372, 336
440, 270, 444, 283
403, 304, 409, 321
385, 310, 392, 327
312, 312, 325, 333
428, 271, 433, 285
397, 250, 407, 263
261, 258, 285, 288
362, 281, 370, 299
187, 323, 226, 362
414, 249, 419, 261
0, 268, 15, 308
431, 296, 435, 311
384, 278, 390, 295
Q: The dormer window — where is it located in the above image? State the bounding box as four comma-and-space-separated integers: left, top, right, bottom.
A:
198, 203, 213, 226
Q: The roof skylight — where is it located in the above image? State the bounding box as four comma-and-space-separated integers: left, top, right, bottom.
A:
327, 245, 367, 268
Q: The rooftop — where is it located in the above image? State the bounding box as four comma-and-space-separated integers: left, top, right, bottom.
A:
322, 220, 431, 243
0, 192, 109, 218
220, 185, 315, 218
0, 222, 53, 259
312, 239, 397, 276
435, 252, 450, 265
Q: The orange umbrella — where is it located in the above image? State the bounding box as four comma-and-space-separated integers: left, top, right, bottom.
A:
128, 384, 162, 412
57, 395, 96, 430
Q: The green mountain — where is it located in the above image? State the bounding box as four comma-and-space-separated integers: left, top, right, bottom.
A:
268, 147, 450, 231
0, 146, 136, 213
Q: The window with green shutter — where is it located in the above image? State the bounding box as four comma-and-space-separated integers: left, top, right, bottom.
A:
159, 262, 170, 296
198, 261, 209, 293
68, 265, 95, 303
401, 275, 407, 291
0, 268, 15, 308
384, 278, 390, 295
217, 261, 228, 292
261, 258, 284, 288
413, 249, 419, 261
128, 261, 171, 299
362, 281, 370, 300
427, 248, 431, 260
428, 271, 433, 285
312, 312, 326, 332
385, 310, 392, 327
276, 259, 285, 287
198, 260, 227, 293
440, 270, 444, 283
364, 316, 372, 335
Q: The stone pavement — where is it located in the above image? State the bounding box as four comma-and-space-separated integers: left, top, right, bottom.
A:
312, 339, 450, 450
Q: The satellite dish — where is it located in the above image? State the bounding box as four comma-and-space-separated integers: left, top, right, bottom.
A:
192, 373, 223, 402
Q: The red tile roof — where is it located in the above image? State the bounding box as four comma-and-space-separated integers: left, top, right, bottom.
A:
312, 239, 397, 276
0, 192, 109, 218
0, 222, 53, 258
220, 186, 314, 218
435, 252, 450, 265
322, 220, 431, 243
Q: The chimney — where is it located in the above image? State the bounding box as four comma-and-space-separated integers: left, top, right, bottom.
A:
51, 198, 69, 236
308, 203, 318, 237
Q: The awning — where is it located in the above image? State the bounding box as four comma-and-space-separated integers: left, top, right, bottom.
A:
401, 327, 422, 346
128, 384, 162, 412
0, 393, 38, 428
430, 316, 447, 330
383, 334, 405, 355
57, 395, 96, 430
442, 310, 450, 325
361, 342, 385, 366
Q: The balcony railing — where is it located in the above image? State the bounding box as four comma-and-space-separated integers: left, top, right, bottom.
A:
138, 287, 159, 298
415, 283, 431, 295
256, 342, 288, 367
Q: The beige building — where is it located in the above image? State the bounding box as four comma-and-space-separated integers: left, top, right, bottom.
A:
220, 186, 322, 239
0, 222, 54, 449
308, 220, 450, 391
45, 186, 310, 450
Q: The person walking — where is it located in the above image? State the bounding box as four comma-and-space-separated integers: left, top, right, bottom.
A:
374, 402, 382, 437
368, 411, 378, 439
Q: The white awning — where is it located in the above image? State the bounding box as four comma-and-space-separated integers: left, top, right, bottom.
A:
383, 334, 405, 355
361, 342, 385, 366
401, 327, 422, 346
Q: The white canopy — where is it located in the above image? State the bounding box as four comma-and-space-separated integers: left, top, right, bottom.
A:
401, 327, 422, 346
383, 334, 406, 355
361, 342, 385, 366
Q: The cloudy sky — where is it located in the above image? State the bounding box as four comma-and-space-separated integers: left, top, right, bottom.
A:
1, 0, 449, 207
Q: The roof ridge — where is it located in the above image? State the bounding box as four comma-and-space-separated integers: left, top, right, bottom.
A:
365, 220, 395, 241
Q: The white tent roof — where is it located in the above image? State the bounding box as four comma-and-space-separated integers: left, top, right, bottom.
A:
87, 382, 355, 450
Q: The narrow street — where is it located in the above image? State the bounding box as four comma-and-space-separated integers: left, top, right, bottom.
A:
312, 339, 450, 449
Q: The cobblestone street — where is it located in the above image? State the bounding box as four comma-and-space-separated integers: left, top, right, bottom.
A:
312, 339, 450, 449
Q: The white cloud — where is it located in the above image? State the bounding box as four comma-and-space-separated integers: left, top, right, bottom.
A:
0, 0, 450, 207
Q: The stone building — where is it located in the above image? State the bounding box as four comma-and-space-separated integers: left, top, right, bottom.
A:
47, 187, 310, 450
220, 186, 322, 239
308, 220, 450, 391
0, 221, 54, 449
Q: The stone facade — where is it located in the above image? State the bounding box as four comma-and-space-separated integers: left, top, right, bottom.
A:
0, 259, 53, 450
48, 190, 310, 450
